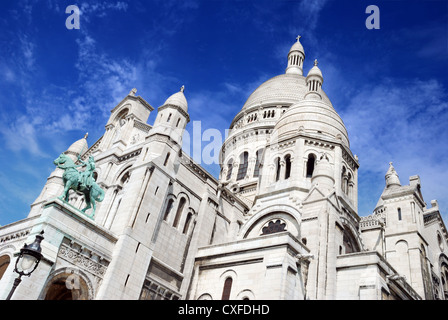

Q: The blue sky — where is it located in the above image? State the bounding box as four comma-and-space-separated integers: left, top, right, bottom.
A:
0, 0, 447, 226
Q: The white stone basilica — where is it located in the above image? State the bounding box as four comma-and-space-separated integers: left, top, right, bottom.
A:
0, 37, 447, 300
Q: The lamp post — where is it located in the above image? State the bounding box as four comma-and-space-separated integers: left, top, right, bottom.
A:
6, 231, 44, 300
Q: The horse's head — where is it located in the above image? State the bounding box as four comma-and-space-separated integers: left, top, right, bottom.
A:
54, 153, 68, 166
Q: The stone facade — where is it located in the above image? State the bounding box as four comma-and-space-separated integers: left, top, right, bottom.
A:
0, 37, 447, 300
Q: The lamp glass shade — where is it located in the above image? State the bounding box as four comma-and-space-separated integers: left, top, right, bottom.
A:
20, 254, 37, 272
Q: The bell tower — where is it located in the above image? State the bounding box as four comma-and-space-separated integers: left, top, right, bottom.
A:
99, 88, 154, 152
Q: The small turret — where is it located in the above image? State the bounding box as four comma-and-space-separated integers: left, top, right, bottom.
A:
311, 153, 334, 192
304, 59, 323, 100
285, 35, 305, 75
385, 162, 401, 188
151, 86, 190, 147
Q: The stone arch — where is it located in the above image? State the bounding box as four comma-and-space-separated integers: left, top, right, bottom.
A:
395, 240, 409, 254
236, 151, 249, 181
305, 153, 317, 178
197, 293, 213, 300
220, 269, 238, 282
239, 204, 301, 239
219, 270, 237, 300
176, 191, 190, 204
284, 154, 292, 179
225, 158, 234, 180
0, 254, 11, 281
439, 254, 448, 295
236, 289, 255, 300
341, 226, 361, 254
339, 216, 364, 253
253, 148, 264, 178
173, 194, 189, 229
115, 164, 133, 186
39, 267, 94, 300
163, 193, 177, 222
113, 105, 130, 124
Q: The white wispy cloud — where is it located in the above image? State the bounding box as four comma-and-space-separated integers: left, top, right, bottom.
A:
0, 1, 136, 157
341, 77, 448, 217
0, 115, 48, 157
79, 1, 129, 21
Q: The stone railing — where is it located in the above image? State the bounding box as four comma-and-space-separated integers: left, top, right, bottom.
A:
359, 213, 385, 231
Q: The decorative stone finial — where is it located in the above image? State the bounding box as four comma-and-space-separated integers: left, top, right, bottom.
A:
314, 59, 318, 66
385, 161, 401, 188
180, 85, 185, 93
84, 132, 88, 139
129, 88, 137, 96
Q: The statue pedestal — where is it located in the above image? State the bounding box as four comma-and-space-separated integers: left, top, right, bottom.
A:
2, 198, 117, 300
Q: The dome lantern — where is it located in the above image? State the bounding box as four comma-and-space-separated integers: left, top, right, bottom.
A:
285, 35, 305, 75
304, 59, 324, 100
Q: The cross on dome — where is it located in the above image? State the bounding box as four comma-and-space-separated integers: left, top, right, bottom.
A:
296, 35, 301, 41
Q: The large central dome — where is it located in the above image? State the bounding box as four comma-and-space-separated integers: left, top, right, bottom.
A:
241, 73, 333, 111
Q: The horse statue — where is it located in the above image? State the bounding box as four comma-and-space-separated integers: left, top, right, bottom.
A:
53, 153, 105, 219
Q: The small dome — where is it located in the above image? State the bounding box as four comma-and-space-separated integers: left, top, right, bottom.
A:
385, 162, 401, 188
304, 59, 324, 101
273, 98, 350, 146
289, 35, 305, 55
240, 74, 333, 112
65, 133, 88, 159
307, 60, 323, 80
163, 86, 188, 112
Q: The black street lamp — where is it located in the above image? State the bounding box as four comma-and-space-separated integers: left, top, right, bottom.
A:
6, 231, 45, 300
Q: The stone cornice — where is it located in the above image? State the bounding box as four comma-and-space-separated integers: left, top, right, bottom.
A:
110, 95, 154, 114
158, 104, 190, 123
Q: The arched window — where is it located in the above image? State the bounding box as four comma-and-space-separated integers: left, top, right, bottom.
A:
398, 208, 402, 221
236, 152, 249, 181
221, 277, 233, 300
173, 198, 186, 228
262, 220, 286, 235
176, 118, 181, 127
342, 229, 360, 254
284, 154, 291, 179
346, 172, 352, 196
341, 167, 347, 193
183, 212, 193, 234
275, 157, 281, 181
163, 199, 174, 221
306, 154, 316, 178
0, 255, 10, 280
253, 149, 263, 178
226, 159, 233, 180
167, 113, 172, 122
